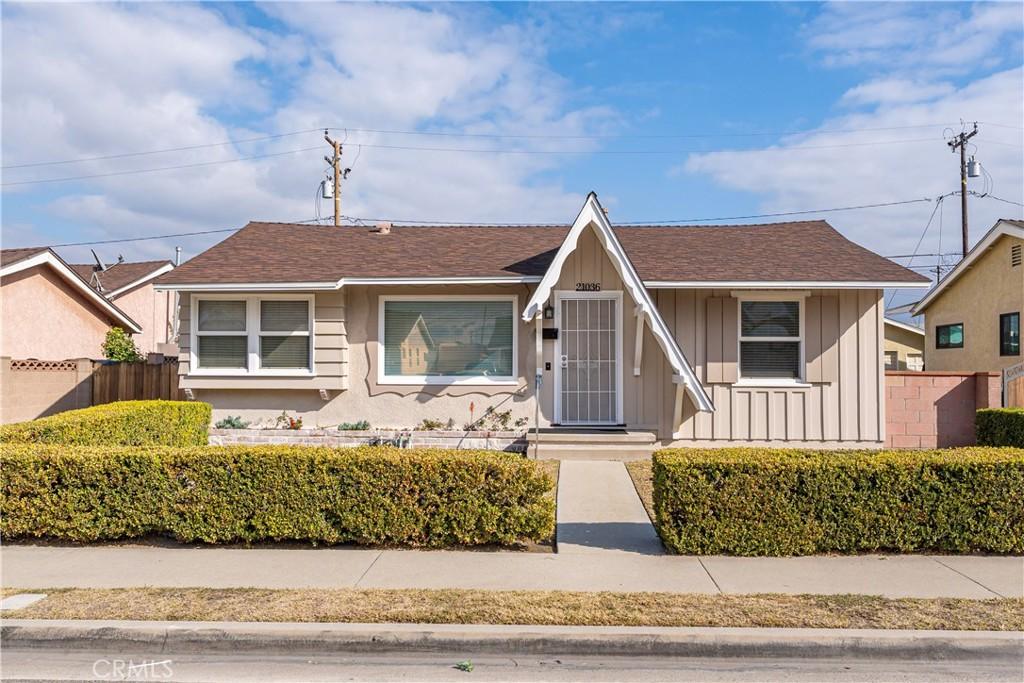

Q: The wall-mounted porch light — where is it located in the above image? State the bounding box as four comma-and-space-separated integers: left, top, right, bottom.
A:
543, 304, 555, 320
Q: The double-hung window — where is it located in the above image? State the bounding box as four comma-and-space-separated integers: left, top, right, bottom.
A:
738, 299, 803, 381
192, 295, 313, 374
379, 296, 517, 385
1000, 312, 1020, 356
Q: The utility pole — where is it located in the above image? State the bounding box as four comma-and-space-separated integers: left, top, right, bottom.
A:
324, 130, 341, 226
947, 122, 978, 256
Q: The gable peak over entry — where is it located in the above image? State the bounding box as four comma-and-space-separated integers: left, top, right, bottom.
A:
522, 192, 714, 413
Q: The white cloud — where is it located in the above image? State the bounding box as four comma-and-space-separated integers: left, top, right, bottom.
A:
840, 79, 955, 107
2, 3, 616, 262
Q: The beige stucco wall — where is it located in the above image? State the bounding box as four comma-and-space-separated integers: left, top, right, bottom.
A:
0, 265, 122, 360
884, 323, 924, 370
923, 235, 1023, 373
174, 225, 887, 446
111, 283, 173, 354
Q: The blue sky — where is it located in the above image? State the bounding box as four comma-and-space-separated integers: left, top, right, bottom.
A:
2, 2, 1021, 308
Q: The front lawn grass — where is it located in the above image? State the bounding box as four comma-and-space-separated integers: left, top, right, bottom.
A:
625, 459, 654, 521
3, 587, 1020, 630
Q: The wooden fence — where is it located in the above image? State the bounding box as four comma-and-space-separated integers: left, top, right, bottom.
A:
92, 359, 184, 405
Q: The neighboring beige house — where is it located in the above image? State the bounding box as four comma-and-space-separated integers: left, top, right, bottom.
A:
156, 193, 929, 447
883, 317, 925, 371
0, 247, 142, 360
70, 258, 176, 355
911, 219, 1023, 373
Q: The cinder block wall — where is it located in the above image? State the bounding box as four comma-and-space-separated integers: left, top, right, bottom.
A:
885, 371, 1001, 448
0, 357, 94, 424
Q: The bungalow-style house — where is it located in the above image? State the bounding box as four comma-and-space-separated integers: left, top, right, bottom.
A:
911, 219, 1023, 374
0, 247, 174, 360
155, 193, 929, 447
883, 317, 925, 371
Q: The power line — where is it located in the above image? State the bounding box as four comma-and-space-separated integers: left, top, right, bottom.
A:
885, 193, 952, 306
42, 219, 322, 248
31, 197, 937, 249
0, 129, 324, 170
971, 191, 1024, 208
0, 146, 322, 187
341, 198, 935, 226
1, 122, 973, 170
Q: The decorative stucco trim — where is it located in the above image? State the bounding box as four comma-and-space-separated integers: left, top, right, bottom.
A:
522, 192, 714, 413
0, 249, 142, 333
911, 220, 1024, 315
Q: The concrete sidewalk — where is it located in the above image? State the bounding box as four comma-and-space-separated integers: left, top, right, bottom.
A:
3, 545, 1020, 598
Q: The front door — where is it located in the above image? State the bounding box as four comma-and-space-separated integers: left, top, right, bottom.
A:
555, 292, 622, 425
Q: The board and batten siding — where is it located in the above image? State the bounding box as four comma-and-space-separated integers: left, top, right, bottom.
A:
177, 291, 348, 390
659, 288, 885, 445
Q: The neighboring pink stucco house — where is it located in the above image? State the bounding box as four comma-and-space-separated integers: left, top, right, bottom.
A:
0, 247, 173, 360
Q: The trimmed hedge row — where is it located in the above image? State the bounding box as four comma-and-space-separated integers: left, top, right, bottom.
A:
652, 447, 1024, 556
977, 408, 1024, 447
0, 445, 555, 547
0, 401, 211, 447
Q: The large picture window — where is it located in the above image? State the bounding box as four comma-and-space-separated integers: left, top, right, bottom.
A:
192, 296, 313, 374
1000, 312, 1020, 356
738, 299, 802, 381
380, 296, 516, 384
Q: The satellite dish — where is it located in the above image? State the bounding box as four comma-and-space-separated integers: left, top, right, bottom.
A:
90, 249, 107, 272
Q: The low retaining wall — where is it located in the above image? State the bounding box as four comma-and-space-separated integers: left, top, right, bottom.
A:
885, 371, 1001, 448
208, 428, 528, 453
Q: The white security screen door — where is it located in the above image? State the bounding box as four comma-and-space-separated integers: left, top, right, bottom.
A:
557, 294, 621, 425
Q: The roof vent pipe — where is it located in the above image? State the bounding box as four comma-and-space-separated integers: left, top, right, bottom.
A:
375, 221, 392, 235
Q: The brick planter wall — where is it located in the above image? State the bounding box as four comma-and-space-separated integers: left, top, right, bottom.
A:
885, 371, 1001, 448
208, 428, 528, 453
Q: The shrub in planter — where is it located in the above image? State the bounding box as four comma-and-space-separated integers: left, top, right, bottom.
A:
0, 445, 555, 547
0, 400, 211, 447
652, 447, 1024, 556
977, 408, 1024, 447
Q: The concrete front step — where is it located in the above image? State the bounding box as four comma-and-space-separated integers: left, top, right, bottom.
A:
529, 443, 655, 461
526, 430, 657, 445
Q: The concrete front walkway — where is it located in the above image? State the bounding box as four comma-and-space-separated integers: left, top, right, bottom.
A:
556, 460, 663, 555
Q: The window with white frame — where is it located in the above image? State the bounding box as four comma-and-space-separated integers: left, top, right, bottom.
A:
380, 296, 516, 384
738, 299, 802, 380
193, 296, 313, 373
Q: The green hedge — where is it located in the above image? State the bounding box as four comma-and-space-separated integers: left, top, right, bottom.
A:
652, 447, 1024, 556
0, 445, 555, 547
977, 408, 1024, 447
0, 401, 211, 447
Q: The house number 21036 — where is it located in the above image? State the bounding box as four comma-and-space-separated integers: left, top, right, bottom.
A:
575, 282, 601, 292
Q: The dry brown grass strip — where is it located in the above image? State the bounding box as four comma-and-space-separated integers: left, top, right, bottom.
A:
4, 588, 1021, 631
625, 459, 654, 521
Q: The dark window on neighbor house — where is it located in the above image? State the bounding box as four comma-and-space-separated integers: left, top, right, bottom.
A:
884, 350, 899, 370
1001, 312, 1020, 356
935, 323, 964, 349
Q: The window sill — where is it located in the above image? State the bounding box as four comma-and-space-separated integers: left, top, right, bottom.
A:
734, 379, 813, 389
378, 377, 520, 387
188, 370, 315, 378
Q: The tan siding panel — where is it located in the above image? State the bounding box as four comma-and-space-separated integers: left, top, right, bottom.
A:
722, 297, 738, 383
805, 295, 822, 382
706, 297, 723, 383
819, 295, 840, 383
838, 291, 860, 441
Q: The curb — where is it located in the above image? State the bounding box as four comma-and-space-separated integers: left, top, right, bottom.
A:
3, 620, 1022, 660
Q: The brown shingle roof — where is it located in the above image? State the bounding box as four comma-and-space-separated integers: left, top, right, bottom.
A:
69, 260, 172, 295
158, 219, 928, 286
1, 247, 49, 267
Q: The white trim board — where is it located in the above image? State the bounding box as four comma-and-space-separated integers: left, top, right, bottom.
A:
156, 275, 542, 292
884, 317, 925, 336
647, 280, 931, 289
106, 263, 175, 298
521, 192, 714, 413
911, 220, 1024, 315
0, 249, 142, 333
